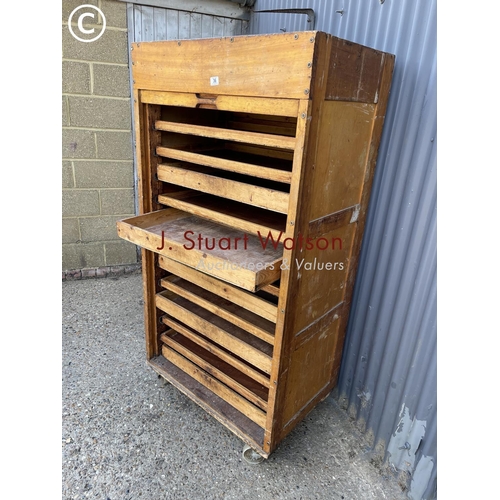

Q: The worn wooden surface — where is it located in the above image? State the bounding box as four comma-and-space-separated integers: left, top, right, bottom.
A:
131, 33, 315, 99
325, 38, 387, 103
158, 256, 278, 323
161, 344, 267, 428
119, 31, 395, 457
161, 316, 270, 387
308, 205, 360, 239
157, 192, 288, 241
282, 312, 340, 426
139, 103, 165, 359
161, 331, 269, 411
291, 224, 355, 334
307, 101, 376, 221
330, 53, 396, 384
156, 292, 273, 374
160, 275, 275, 344
157, 164, 290, 214
117, 210, 283, 291
141, 90, 300, 117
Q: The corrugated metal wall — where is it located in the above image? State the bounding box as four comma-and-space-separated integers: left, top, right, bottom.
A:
251, 2, 437, 499
126, 1, 249, 41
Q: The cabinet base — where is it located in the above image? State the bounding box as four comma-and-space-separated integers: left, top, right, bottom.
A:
149, 356, 269, 457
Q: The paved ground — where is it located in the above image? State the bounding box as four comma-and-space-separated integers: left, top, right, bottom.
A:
62, 273, 409, 500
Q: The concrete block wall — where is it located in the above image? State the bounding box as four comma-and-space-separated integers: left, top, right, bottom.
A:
62, 0, 138, 272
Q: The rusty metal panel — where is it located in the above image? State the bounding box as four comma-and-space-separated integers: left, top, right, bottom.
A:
251, 2, 437, 499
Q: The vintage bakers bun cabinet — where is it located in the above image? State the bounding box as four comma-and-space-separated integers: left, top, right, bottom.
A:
117, 31, 394, 462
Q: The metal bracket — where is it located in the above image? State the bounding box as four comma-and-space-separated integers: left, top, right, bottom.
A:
252, 8, 316, 30
234, 0, 256, 7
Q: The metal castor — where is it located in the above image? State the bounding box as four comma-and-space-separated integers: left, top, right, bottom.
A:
242, 445, 265, 465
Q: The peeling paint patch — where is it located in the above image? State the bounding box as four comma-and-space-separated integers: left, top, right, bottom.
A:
357, 389, 371, 408
409, 455, 434, 500
387, 404, 426, 473
350, 205, 360, 223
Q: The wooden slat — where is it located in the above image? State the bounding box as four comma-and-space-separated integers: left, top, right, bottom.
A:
118, 206, 189, 229
215, 96, 298, 117
162, 346, 267, 428
157, 164, 290, 214
260, 283, 280, 297
156, 146, 292, 184
155, 120, 296, 150
160, 276, 275, 344
161, 316, 270, 387
158, 257, 278, 323
157, 188, 205, 202
157, 192, 287, 242
226, 142, 294, 161
142, 90, 198, 108
226, 120, 296, 137
140, 90, 299, 117
161, 331, 268, 411
156, 292, 273, 374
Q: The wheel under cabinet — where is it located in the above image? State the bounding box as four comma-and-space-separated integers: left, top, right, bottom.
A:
242, 444, 265, 465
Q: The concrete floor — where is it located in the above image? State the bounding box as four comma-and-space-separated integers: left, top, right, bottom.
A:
62, 273, 409, 500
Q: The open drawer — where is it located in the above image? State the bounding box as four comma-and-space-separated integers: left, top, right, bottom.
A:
116, 208, 282, 292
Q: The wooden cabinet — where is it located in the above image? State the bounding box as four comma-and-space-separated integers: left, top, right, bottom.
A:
117, 31, 394, 460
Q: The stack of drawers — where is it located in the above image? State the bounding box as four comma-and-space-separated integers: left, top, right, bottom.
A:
117, 31, 394, 459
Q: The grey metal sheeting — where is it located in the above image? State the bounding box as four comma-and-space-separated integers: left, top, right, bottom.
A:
251, 2, 437, 499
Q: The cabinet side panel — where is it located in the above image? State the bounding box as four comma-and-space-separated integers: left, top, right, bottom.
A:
274, 224, 354, 437
281, 314, 341, 429
308, 101, 376, 222
331, 54, 396, 382
291, 224, 355, 334
325, 38, 385, 103
275, 45, 395, 441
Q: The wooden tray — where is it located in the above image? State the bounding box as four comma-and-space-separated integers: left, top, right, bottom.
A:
117, 208, 282, 291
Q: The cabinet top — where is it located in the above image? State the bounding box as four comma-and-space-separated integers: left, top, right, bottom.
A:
131, 31, 394, 103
